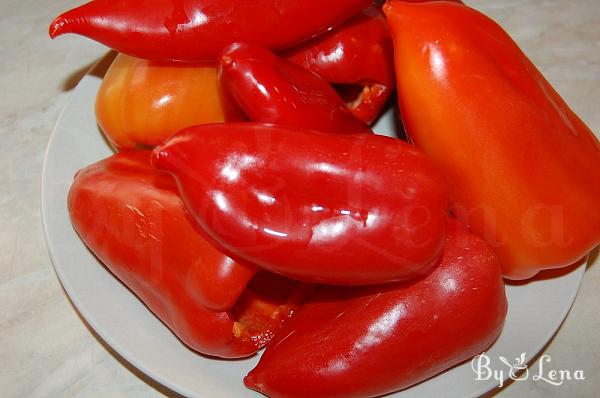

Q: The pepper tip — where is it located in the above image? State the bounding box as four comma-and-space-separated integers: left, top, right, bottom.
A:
150, 147, 169, 171
48, 16, 68, 38
243, 371, 263, 393
382, 1, 393, 17
221, 55, 234, 69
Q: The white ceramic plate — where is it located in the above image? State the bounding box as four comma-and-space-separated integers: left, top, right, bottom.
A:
42, 72, 589, 398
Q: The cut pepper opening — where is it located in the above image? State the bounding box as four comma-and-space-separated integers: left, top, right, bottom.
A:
230, 272, 311, 350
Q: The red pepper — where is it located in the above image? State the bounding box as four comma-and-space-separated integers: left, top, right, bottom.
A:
49, 0, 373, 63
384, 1, 600, 279
284, 5, 394, 124
152, 123, 449, 285
245, 218, 507, 398
217, 43, 371, 135
67, 151, 306, 358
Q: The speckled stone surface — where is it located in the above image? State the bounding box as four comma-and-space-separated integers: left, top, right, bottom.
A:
1, 0, 598, 397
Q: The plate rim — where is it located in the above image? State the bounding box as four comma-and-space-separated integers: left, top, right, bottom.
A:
40, 76, 203, 398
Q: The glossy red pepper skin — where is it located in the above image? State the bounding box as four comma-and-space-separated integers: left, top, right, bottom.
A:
245, 218, 507, 398
284, 5, 394, 124
385, 1, 600, 279
218, 43, 371, 135
67, 151, 305, 358
152, 123, 449, 285
49, 0, 373, 63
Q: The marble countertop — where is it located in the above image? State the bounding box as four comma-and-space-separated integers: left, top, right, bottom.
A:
1, 0, 599, 397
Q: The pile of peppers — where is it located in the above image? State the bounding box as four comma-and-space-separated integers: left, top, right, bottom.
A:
51, 0, 600, 397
